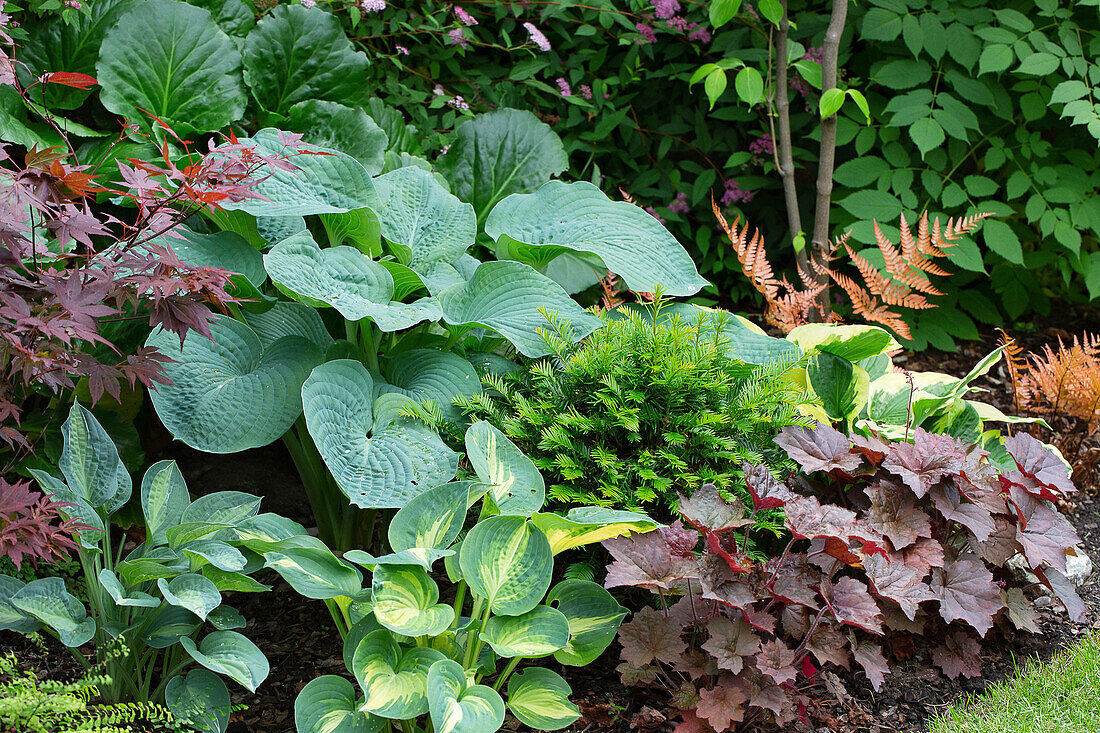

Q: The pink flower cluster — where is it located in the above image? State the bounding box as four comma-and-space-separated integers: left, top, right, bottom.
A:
687, 23, 711, 43
300, 0, 316, 7
749, 133, 774, 156
454, 6, 477, 25
524, 21, 551, 51
579, 84, 593, 100
448, 27, 469, 48
636, 23, 657, 44
645, 206, 665, 224
667, 192, 690, 214
653, 0, 680, 19
448, 95, 470, 111
556, 77, 572, 97
361, 0, 386, 12
720, 179, 753, 205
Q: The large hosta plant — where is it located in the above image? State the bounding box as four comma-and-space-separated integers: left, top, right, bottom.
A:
145, 115, 705, 549
265, 420, 656, 733
0, 404, 310, 733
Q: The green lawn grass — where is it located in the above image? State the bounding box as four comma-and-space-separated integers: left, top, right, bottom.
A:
930, 634, 1100, 733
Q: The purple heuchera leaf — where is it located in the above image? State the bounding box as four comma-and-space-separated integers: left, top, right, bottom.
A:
1016, 505, 1080, 574
742, 462, 796, 510
850, 634, 889, 691
929, 482, 995, 543
882, 429, 968, 498
1003, 432, 1075, 497
700, 616, 761, 674
774, 423, 862, 475
619, 606, 688, 667
863, 553, 935, 621
755, 639, 798, 685
1001, 587, 1041, 633
604, 531, 698, 591
864, 479, 932, 550
930, 630, 982, 679
821, 577, 884, 634
929, 554, 1003, 636
1035, 566, 1088, 623
679, 483, 751, 533
695, 683, 747, 731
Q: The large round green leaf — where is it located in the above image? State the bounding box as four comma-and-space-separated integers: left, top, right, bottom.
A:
192, 0, 255, 37
486, 180, 707, 297
302, 360, 460, 509
10, 578, 95, 647
0, 575, 42, 634
787, 323, 900, 361
375, 167, 475, 271
353, 630, 446, 719
243, 300, 334, 352
427, 659, 505, 733
295, 675, 381, 733
181, 630, 269, 693
147, 315, 322, 453
438, 260, 602, 358
285, 100, 386, 174
59, 402, 131, 514
140, 460, 190, 547
167, 229, 266, 288
242, 4, 367, 116
263, 546, 363, 600
371, 565, 454, 637
480, 605, 569, 658
142, 605, 203, 649
96, 0, 246, 134
264, 232, 442, 331
224, 130, 380, 217
531, 508, 658, 555
158, 573, 222, 621
545, 580, 628, 666
166, 668, 231, 733
438, 108, 568, 221
387, 481, 474, 553
459, 515, 552, 616
464, 421, 544, 516
380, 349, 481, 423
807, 351, 870, 421
506, 668, 580, 731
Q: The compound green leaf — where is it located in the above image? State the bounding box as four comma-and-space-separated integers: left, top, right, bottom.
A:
506, 668, 580, 731
486, 181, 707, 297
166, 669, 231, 733
295, 675, 381, 733
97, 0, 246, 134
302, 361, 459, 509
10, 578, 95, 647
480, 605, 569, 658
545, 579, 628, 666
375, 166, 476, 272
464, 421, 544, 516
427, 659, 505, 733
140, 460, 190, 547
158, 574, 222, 621
181, 630, 269, 693
263, 546, 363, 600
286, 100, 387, 174
371, 564, 455, 637
147, 315, 322, 453
460, 515, 552, 616
353, 630, 446, 719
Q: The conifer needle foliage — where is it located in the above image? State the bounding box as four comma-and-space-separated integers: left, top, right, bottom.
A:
458, 303, 816, 515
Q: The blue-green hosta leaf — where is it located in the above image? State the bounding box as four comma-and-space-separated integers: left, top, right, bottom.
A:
353, 630, 446, 719
147, 315, 322, 453
344, 548, 454, 571
98, 569, 159, 608
224, 130, 380, 217
370, 564, 455, 636
0, 575, 43, 633
486, 180, 708, 297
158, 574, 222, 621
264, 232, 442, 331
438, 260, 602, 358
302, 360, 459, 509
380, 349, 481, 424
166, 669, 231, 733
242, 4, 367, 116
181, 540, 248, 573
375, 167, 475, 272
181, 491, 263, 526
480, 605, 569, 658
531, 508, 658, 555
202, 567, 272, 595
11, 578, 95, 647
167, 229, 268, 307
464, 421, 544, 516
181, 630, 269, 693
243, 300, 334, 352
140, 460, 190, 547
263, 546, 363, 600
233, 512, 310, 547
59, 402, 131, 514
286, 101, 387, 174
506, 668, 580, 731
388, 481, 475, 553
460, 515, 552, 616
545, 580, 627, 666
438, 108, 568, 221
295, 675, 381, 733
427, 659, 505, 733
207, 605, 247, 631
97, 0, 246, 134
167, 523, 232, 549
787, 323, 900, 362
143, 605, 203, 649
116, 556, 183, 586
319, 208, 382, 255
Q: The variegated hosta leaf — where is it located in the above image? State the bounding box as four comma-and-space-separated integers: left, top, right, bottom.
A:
375, 166, 475, 271
0, 575, 44, 634
146, 315, 323, 453
165, 669, 231, 733
459, 515, 552, 616
181, 491, 263, 527
808, 351, 870, 422
223, 129, 381, 217
140, 460, 190, 547
437, 260, 602, 358
531, 508, 658, 555
181, 540, 248, 573
370, 565, 455, 637
264, 231, 441, 331
485, 180, 707, 297
353, 629, 446, 719
157, 574, 222, 621
344, 548, 453, 571
59, 402, 131, 514
379, 349, 482, 424
263, 546, 363, 600
545, 580, 628, 666
505, 668, 580, 731
479, 605, 569, 658
295, 675, 381, 733
243, 300, 335, 352
343, 615, 384, 672
301, 360, 460, 509
180, 630, 270, 693
427, 659, 505, 733
142, 605, 203, 649
387, 481, 475, 553
787, 323, 901, 362
10, 578, 95, 647
464, 421, 544, 517
233, 513, 311, 550
167, 523, 232, 549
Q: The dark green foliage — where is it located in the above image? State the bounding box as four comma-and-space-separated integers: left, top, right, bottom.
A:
459, 305, 815, 515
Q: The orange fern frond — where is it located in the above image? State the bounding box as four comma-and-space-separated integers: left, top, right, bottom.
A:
1014, 333, 1100, 437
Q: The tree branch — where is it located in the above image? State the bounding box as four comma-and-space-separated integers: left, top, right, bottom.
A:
811, 0, 848, 263
774, 0, 806, 273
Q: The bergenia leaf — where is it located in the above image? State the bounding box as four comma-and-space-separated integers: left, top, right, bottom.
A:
700, 616, 760, 674
881, 429, 967, 498
678, 483, 750, 533
929, 554, 1002, 636
774, 424, 861, 475
821, 577, 883, 634
1003, 432, 1075, 497
617, 606, 687, 667
930, 630, 982, 679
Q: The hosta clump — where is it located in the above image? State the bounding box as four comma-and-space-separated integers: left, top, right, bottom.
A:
269, 420, 657, 733
459, 301, 814, 515
0, 403, 313, 733
605, 425, 1084, 732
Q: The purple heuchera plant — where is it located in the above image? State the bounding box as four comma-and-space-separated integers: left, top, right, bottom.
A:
605, 425, 1083, 732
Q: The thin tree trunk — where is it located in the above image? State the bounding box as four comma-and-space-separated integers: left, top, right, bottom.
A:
811, 0, 849, 265
774, 0, 806, 274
